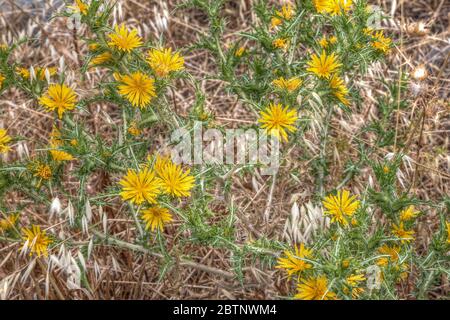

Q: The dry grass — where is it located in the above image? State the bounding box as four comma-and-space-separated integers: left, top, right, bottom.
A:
0, 0, 448, 299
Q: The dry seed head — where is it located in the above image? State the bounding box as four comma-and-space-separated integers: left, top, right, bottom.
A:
49, 197, 62, 217
406, 21, 428, 36
412, 64, 428, 81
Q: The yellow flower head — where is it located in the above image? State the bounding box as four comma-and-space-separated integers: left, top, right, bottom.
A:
89, 43, 99, 51
271, 17, 282, 29
153, 153, 172, 175
0, 128, 12, 154
329, 74, 350, 106
17, 67, 57, 81
39, 84, 77, 119
313, 0, 332, 14
34, 163, 52, 180
147, 48, 185, 77
329, 36, 338, 44
328, 0, 353, 16
0, 214, 18, 232
295, 275, 337, 300
342, 259, 350, 268
69, 0, 89, 15
363, 27, 373, 36
346, 273, 366, 287
271, 3, 294, 28
400, 206, 419, 221
377, 244, 400, 266
276, 243, 313, 276
272, 77, 302, 92
89, 51, 112, 66
307, 50, 342, 79
392, 222, 415, 244
128, 121, 141, 136
319, 36, 329, 48
141, 206, 173, 232
157, 162, 195, 198
21, 225, 52, 257
258, 103, 298, 142
372, 31, 392, 54
49, 126, 63, 147
119, 167, 162, 205
108, 24, 142, 53
235, 46, 246, 57
16, 67, 30, 79
322, 189, 360, 226
272, 38, 289, 50
446, 221, 450, 244
0, 73, 5, 87
116, 72, 156, 109
50, 149, 75, 162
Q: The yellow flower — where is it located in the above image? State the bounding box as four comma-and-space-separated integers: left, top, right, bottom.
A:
119, 167, 162, 205
307, 50, 341, 79
108, 24, 142, 53
346, 274, 365, 287
16, 67, 30, 79
295, 275, 337, 300
69, 0, 89, 15
141, 206, 173, 232
342, 259, 350, 268
128, 121, 141, 136
392, 222, 415, 243
21, 225, 52, 257
313, 0, 332, 14
271, 4, 294, 28
235, 46, 246, 57
153, 154, 172, 176
276, 243, 313, 277
270, 17, 282, 29
157, 162, 195, 198
329, 36, 338, 44
116, 72, 156, 109
34, 163, 52, 180
39, 84, 77, 119
16, 67, 57, 81
146, 48, 185, 77
0, 73, 5, 87
89, 43, 99, 51
377, 244, 400, 266
50, 149, 75, 162
363, 27, 373, 36
277, 4, 294, 20
372, 31, 392, 54
272, 38, 289, 50
0, 128, 12, 153
258, 103, 298, 142
89, 51, 112, 66
328, 0, 352, 16
49, 126, 63, 147
272, 77, 302, 92
322, 189, 360, 226
319, 36, 329, 48
346, 273, 365, 298
400, 206, 419, 221
329, 74, 350, 106
0, 214, 18, 232
446, 221, 450, 244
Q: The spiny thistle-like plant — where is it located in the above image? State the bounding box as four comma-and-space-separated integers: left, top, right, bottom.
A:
0, 0, 448, 300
